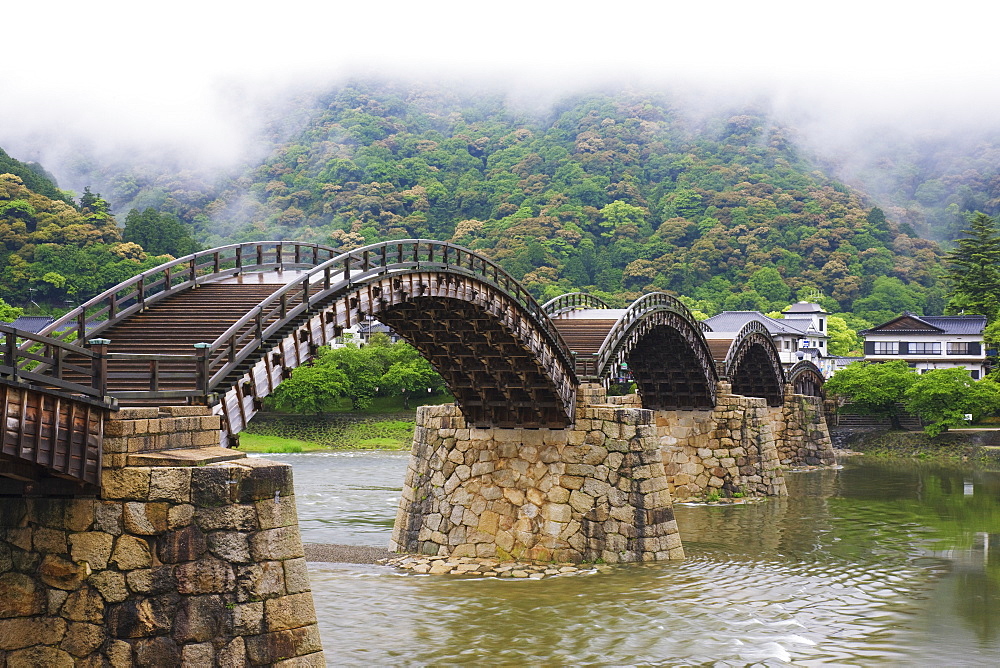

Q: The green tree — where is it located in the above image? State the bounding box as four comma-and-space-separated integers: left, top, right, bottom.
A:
123, 208, 200, 258
79, 187, 110, 215
826, 315, 860, 356
268, 357, 348, 414
824, 360, 917, 429
598, 200, 649, 240
852, 276, 923, 323
944, 212, 1000, 320
0, 297, 23, 322
747, 267, 791, 307
904, 369, 1000, 437
380, 357, 443, 409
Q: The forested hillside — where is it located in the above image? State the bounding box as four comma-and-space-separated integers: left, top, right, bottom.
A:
823, 128, 1000, 243
4, 82, 951, 329
0, 151, 182, 307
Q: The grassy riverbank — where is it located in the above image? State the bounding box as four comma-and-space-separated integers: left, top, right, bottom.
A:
238, 416, 419, 452
237, 393, 455, 452
835, 428, 1000, 467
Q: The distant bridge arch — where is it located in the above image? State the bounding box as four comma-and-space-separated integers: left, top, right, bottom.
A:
706, 321, 786, 407
786, 360, 825, 398
549, 292, 718, 410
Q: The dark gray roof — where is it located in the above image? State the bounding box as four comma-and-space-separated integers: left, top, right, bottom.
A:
782, 301, 827, 314
860, 312, 987, 336
359, 321, 394, 335
703, 311, 809, 336
1, 316, 55, 334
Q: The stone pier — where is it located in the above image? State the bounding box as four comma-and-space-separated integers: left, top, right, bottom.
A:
392, 384, 684, 563
772, 388, 836, 467
655, 382, 787, 501
0, 407, 324, 666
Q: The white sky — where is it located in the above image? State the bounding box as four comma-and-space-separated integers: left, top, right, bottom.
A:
3, 1, 1000, 167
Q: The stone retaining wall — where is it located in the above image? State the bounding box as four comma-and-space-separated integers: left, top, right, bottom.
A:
0, 407, 323, 667
392, 384, 684, 563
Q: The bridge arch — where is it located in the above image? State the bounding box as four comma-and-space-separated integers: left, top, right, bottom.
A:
712, 321, 786, 407
541, 292, 611, 317
786, 360, 825, 398
24, 240, 577, 440
551, 293, 718, 410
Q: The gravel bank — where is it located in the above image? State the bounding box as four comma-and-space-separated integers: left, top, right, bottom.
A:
304, 543, 392, 564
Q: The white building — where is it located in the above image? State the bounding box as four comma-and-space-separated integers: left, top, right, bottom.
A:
859, 312, 987, 379
781, 302, 830, 353
702, 302, 833, 374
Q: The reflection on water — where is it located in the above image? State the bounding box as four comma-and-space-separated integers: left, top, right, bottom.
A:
258, 453, 1000, 665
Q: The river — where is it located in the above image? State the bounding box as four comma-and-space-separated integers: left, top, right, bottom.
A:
255, 451, 1000, 666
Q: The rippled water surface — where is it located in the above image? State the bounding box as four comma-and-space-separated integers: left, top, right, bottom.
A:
257, 452, 1000, 666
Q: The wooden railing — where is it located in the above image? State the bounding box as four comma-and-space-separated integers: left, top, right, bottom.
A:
587, 292, 703, 380
541, 292, 612, 317
30, 241, 339, 348
11, 240, 576, 405
197, 239, 576, 397
1, 324, 112, 406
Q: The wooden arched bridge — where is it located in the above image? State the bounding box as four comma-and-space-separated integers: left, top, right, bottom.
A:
1, 240, 824, 492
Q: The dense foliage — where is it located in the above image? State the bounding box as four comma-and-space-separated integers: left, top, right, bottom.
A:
0, 297, 23, 322
826, 360, 1000, 435
904, 368, 1000, 437
122, 208, 199, 258
828, 128, 1000, 242
944, 212, 1000, 320
825, 360, 917, 429
65, 81, 947, 323
0, 147, 70, 204
267, 335, 446, 413
0, 172, 172, 307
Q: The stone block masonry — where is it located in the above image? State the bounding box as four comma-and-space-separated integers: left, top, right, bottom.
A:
392, 384, 684, 563
0, 407, 324, 667
655, 383, 787, 501
772, 389, 836, 468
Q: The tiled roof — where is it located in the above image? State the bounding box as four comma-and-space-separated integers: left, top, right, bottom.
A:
703, 311, 809, 336
860, 312, 987, 336
782, 301, 827, 314
0, 316, 55, 334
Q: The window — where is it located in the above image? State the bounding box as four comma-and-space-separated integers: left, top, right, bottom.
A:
874, 342, 898, 354
819, 318, 824, 331
972, 370, 981, 380
948, 342, 970, 355
783, 340, 790, 350
819, 340, 825, 348
909, 342, 941, 354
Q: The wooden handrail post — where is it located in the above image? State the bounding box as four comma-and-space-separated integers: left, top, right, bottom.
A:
87, 338, 110, 397
235, 245, 243, 273
2, 329, 15, 380
194, 343, 211, 396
